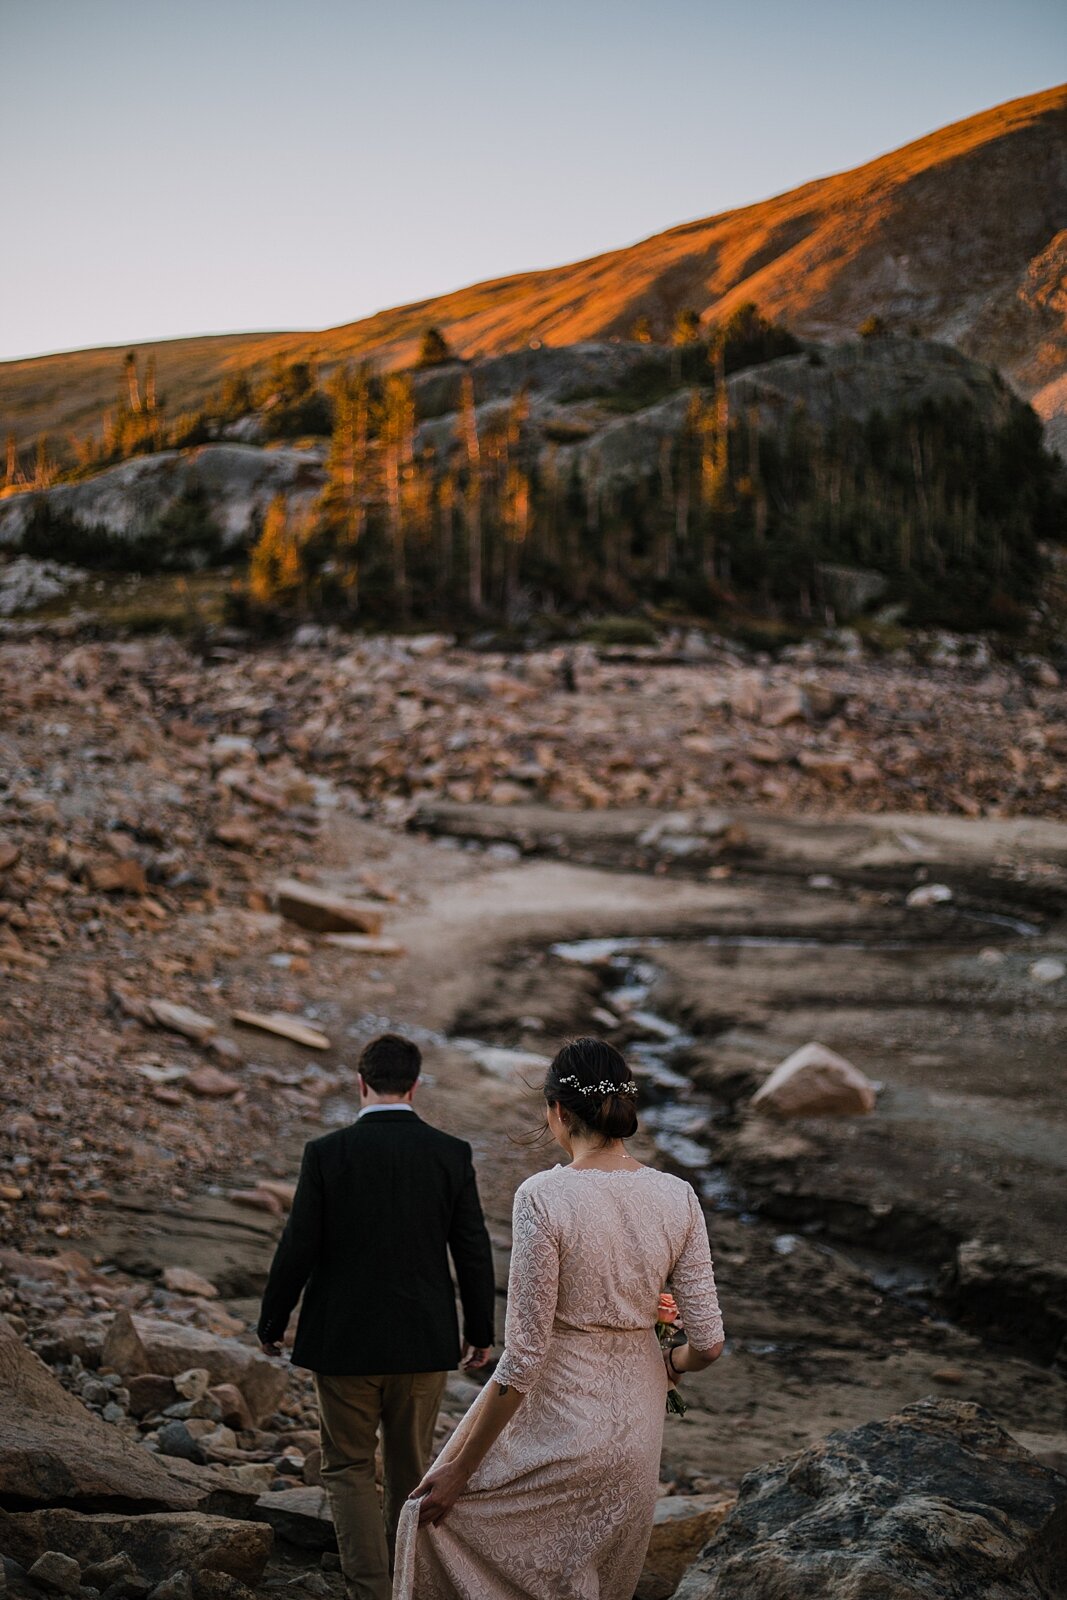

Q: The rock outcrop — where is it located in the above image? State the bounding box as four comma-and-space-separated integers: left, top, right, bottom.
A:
0, 1508, 272, 1586
0, 444, 324, 552
0, 1315, 206, 1511
672, 1398, 1067, 1599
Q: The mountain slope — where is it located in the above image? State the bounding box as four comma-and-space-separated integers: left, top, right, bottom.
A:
2, 83, 1064, 453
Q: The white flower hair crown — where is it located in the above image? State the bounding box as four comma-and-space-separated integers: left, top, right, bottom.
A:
556, 1074, 638, 1096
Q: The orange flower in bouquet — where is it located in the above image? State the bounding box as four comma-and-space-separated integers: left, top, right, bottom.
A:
655, 1292, 687, 1416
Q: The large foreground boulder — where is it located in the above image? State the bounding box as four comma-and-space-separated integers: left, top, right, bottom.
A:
751, 1042, 876, 1117
0, 1316, 204, 1511
673, 1398, 1067, 1600
0, 1509, 271, 1585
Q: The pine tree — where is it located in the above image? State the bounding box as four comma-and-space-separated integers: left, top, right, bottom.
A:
458, 373, 483, 611
33, 435, 55, 490
248, 494, 310, 609
124, 352, 142, 414
382, 373, 415, 615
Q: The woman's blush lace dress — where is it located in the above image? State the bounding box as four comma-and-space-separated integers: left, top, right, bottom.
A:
393, 1164, 724, 1599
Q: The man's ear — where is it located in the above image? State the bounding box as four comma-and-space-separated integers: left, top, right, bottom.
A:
406, 1080, 418, 1102
357, 1072, 367, 1096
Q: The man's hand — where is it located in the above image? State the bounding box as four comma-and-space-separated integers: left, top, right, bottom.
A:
260, 1340, 284, 1358
410, 1458, 471, 1525
461, 1342, 492, 1370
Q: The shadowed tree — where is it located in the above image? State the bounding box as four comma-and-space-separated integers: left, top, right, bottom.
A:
382, 373, 416, 615
458, 372, 483, 611
416, 326, 455, 368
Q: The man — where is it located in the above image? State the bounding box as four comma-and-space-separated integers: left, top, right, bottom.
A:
258, 1033, 496, 1600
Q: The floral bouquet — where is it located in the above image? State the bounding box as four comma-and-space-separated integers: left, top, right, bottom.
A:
655, 1292, 688, 1416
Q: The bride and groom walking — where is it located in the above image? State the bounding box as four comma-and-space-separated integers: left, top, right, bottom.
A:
258, 1032, 725, 1600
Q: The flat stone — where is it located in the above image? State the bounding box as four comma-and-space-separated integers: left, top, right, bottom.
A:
163, 1267, 219, 1300
147, 1001, 219, 1042
322, 934, 406, 957
0, 1510, 272, 1587
274, 879, 385, 935
252, 1486, 337, 1551
184, 1067, 242, 1099
231, 1011, 330, 1050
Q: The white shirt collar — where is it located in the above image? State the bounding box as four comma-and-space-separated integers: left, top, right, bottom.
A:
358, 1103, 415, 1117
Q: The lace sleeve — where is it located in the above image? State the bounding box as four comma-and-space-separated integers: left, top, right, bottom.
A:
493, 1181, 560, 1395
669, 1185, 724, 1353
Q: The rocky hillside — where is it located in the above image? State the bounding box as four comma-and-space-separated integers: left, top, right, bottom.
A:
0, 336, 1035, 545
1, 84, 1064, 454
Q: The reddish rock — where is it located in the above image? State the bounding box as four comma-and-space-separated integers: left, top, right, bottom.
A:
88, 858, 148, 895
127, 1373, 178, 1417
163, 1267, 219, 1300
185, 1067, 242, 1099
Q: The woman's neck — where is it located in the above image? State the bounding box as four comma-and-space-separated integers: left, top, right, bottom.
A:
568, 1138, 639, 1171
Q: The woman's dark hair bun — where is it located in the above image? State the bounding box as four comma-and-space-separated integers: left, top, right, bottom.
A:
544, 1036, 638, 1141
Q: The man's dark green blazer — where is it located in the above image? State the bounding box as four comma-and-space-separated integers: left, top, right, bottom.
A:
257, 1109, 496, 1374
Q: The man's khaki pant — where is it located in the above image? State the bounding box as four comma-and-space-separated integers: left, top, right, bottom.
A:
315, 1371, 448, 1600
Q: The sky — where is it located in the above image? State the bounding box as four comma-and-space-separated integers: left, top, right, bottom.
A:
3, 0, 1065, 363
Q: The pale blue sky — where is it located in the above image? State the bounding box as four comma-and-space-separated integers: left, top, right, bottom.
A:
3, 0, 1064, 361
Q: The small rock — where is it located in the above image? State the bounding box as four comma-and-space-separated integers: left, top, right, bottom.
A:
27, 1552, 82, 1595
100, 1309, 150, 1379
252, 1486, 337, 1551
184, 1067, 242, 1099
207, 1385, 253, 1431
156, 1421, 205, 1464
274, 880, 384, 935
229, 1464, 275, 1494
751, 1042, 877, 1118
759, 686, 809, 727
102, 1579, 151, 1600
162, 1267, 219, 1300
88, 859, 148, 896
173, 1369, 211, 1402
905, 883, 953, 908
1029, 958, 1065, 985
212, 819, 259, 850
82, 1556, 137, 1590
147, 1574, 194, 1600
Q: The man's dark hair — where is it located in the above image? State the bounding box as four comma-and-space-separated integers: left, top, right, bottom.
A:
359, 1033, 421, 1094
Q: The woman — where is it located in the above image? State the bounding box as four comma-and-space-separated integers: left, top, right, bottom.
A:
393, 1037, 725, 1599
